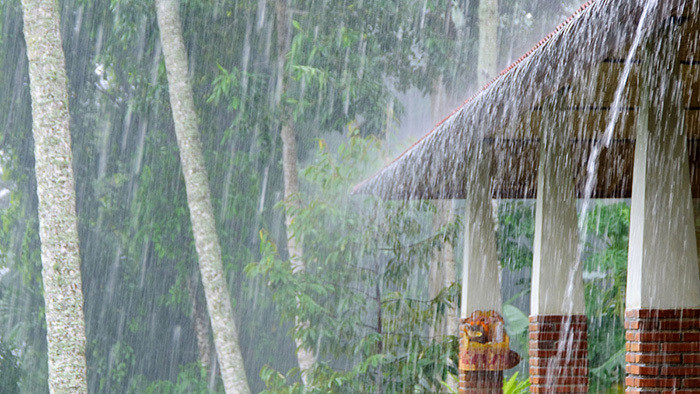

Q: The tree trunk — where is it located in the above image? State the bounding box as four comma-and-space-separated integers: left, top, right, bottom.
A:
20, 1, 89, 392
274, 0, 316, 384
186, 274, 214, 370
477, 0, 499, 87
477, 0, 500, 266
155, 1, 250, 392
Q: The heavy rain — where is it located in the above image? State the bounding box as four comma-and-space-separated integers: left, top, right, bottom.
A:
2, 0, 700, 393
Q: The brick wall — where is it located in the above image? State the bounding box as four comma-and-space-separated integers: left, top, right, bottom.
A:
529, 315, 588, 393
625, 309, 700, 392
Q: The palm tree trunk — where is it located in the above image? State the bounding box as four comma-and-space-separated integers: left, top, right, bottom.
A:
155, 1, 250, 392
20, 0, 88, 391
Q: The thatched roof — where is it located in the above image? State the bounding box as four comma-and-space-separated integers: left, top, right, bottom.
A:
354, 0, 700, 199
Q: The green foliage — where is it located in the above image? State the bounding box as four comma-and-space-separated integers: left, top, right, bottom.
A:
1, 0, 626, 392
502, 303, 529, 366
503, 371, 530, 394
129, 363, 222, 393
497, 201, 535, 272
584, 202, 630, 391
0, 341, 21, 394
248, 131, 460, 392
207, 64, 242, 110
92, 341, 135, 392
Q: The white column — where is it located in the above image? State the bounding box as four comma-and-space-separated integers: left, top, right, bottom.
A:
461, 149, 501, 317
531, 116, 585, 316
626, 46, 700, 310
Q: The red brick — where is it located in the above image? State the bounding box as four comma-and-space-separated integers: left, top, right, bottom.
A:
530, 330, 587, 340
626, 353, 682, 364
626, 331, 684, 342
681, 309, 700, 318
529, 340, 558, 350
529, 356, 587, 367
530, 332, 562, 341
529, 314, 587, 323
655, 320, 682, 330
529, 348, 587, 358
624, 308, 700, 319
683, 353, 700, 364
529, 366, 587, 376
625, 319, 641, 330
657, 319, 700, 330
683, 378, 700, 388
626, 309, 682, 319
530, 385, 587, 393
529, 339, 587, 350
626, 364, 659, 375
530, 376, 588, 385
660, 366, 700, 376
459, 370, 503, 390
626, 376, 681, 388
529, 322, 587, 332
660, 390, 700, 394
625, 320, 659, 330
684, 332, 700, 341
626, 341, 660, 352
661, 342, 700, 352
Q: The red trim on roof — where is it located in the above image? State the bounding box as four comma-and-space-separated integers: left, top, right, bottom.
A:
353, 0, 597, 194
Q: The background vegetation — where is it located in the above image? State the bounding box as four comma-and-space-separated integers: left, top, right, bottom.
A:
0, 0, 625, 392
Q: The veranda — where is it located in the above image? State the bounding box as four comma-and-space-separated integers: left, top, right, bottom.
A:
355, 1, 700, 392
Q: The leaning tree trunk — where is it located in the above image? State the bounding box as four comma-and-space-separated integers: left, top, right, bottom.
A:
275, 0, 316, 384
155, 1, 250, 392
20, 0, 89, 392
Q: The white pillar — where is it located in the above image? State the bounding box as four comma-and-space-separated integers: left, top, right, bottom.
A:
626, 45, 700, 310
461, 148, 502, 317
531, 116, 585, 316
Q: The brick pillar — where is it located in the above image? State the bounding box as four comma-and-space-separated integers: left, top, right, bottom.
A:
625, 309, 700, 392
458, 370, 503, 393
529, 315, 588, 393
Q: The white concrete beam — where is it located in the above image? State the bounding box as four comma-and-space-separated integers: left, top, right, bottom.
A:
626, 41, 700, 310
531, 117, 585, 316
461, 148, 501, 317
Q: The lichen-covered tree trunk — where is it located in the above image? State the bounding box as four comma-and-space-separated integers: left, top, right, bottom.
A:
477, 0, 499, 87
186, 274, 214, 370
20, 0, 88, 391
155, 1, 250, 392
274, 0, 316, 385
